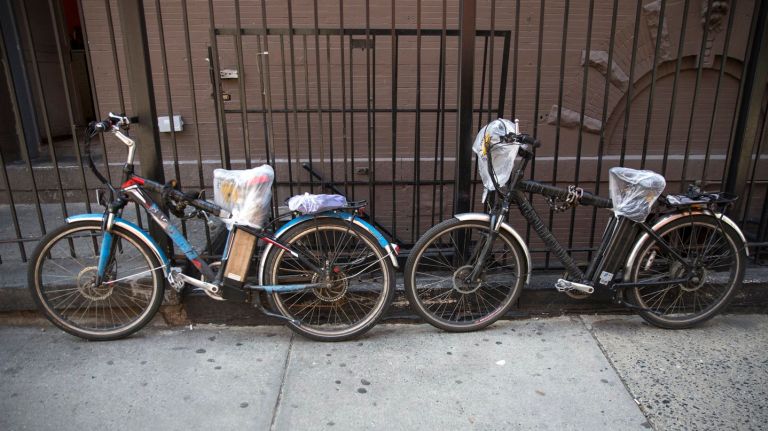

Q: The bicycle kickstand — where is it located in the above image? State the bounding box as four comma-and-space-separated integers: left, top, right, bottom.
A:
252, 291, 302, 326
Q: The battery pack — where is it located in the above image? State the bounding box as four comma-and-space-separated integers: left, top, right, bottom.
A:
222, 227, 257, 288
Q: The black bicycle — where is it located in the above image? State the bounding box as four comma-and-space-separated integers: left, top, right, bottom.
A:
404, 119, 747, 332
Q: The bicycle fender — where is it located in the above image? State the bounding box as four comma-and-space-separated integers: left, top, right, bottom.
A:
624, 210, 748, 277
454, 213, 532, 284
258, 212, 399, 285
66, 214, 171, 275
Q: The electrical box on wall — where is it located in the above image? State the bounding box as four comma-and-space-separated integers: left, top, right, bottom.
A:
220, 69, 238, 79
158, 115, 183, 133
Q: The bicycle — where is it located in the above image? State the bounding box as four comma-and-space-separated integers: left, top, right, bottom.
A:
404, 118, 748, 332
27, 113, 398, 341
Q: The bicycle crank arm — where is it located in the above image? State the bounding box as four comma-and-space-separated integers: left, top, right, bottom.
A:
555, 279, 594, 294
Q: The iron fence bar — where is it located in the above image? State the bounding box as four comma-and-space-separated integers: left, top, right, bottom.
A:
430, 2, 447, 226
0, 34, 25, 260
19, 1, 68, 226
619, 0, 644, 167
412, 0, 422, 242
390, 2, 398, 238
371, 33, 377, 219
154, 0, 185, 238
101, 0, 146, 230
497, 30, 510, 118
301, 34, 315, 192
286, 0, 303, 191
207, 0, 230, 170
722, 0, 759, 191
78, 1, 112, 187
701, 0, 738, 183
726, 0, 768, 218
567, 0, 595, 253
232, 0, 253, 170
277, 34, 294, 197
471, 34, 488, 212
588, 0, 619, 258
744, 106, 768, 242
526, 0, 546, 247
116, 0, 167, 252
640, 0, 667, 169
180, 0, 211, 252
365, 0, 374, 218
438, 0, 447, 223
510, 0, 520, 118
661, 0, 691, 176
680, 0, 716, 192
338, 0, 349, 197
325, 34, 335, 193
348, 33, 356, 198
487, 0, 496, 124
312, 0, 327, 187
49, 0, 92, 216
257, 0, 278, 216
546, 0, 570, 268
454, 0, 476, 215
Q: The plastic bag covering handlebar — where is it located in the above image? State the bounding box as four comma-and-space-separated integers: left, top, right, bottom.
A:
472, 118, 520, 195
213, 165, 274, 229
288, 193, 348, 214
608, 167, 666, 222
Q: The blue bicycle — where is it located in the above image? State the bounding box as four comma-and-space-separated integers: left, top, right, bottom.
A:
27, 114, 398, 341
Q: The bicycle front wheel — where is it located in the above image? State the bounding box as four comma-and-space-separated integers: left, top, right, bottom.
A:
404, 218, 527, 332
628, 214, 746, 329
28, 220, 165, 340
263, 218, 395, 341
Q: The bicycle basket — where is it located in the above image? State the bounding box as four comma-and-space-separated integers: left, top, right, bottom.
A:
213, 164, 274, 229
472, 118, 519, 196
608, 167, 666, 222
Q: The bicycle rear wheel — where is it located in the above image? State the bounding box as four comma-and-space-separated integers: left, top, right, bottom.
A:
28, 220, 165, 340
263, 218, 395, 341
404, 218, 527, 332
628, 214, 746, 329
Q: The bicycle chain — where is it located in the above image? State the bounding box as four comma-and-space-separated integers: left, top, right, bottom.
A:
547, 185, 584, 212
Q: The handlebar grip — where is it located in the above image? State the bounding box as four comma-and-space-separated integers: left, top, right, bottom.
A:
518, 134, 540, 148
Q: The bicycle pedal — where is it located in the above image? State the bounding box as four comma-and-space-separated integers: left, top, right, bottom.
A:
555, 278, 594, 294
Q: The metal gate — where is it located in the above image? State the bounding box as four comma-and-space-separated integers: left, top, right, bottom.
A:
1, 0, 767, 269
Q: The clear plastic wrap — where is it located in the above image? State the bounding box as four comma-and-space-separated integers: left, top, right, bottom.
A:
472, 118, 520, 199
213, 164, 274, 228
287, 193, 347, 214
609, 167, 666, 222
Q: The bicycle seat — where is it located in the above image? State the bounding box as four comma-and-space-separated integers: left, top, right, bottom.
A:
213, 165, 274, 228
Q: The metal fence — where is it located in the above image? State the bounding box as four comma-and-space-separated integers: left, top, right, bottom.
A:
1, 0, 767, 268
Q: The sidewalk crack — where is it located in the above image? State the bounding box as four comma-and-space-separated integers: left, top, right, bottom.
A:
577, 315, 656, 431
270, 332, 294, 431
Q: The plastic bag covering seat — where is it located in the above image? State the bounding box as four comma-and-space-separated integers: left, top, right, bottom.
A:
609, 167, 666, 222
213, 165, 274, 229
287, 193, 347, 214
472, 118, 520, 197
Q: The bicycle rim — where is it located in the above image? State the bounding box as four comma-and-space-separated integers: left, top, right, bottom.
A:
32, 224, 161, 337
267, 222, 392, 339
408, 220, 523, 330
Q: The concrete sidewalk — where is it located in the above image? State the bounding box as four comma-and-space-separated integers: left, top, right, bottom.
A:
1, 315, 766, 430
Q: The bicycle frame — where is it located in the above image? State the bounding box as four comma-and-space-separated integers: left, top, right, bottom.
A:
84, 123, 397, 298
473, 143, 721, 293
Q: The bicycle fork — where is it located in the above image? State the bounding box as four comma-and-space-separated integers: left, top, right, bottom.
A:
466, 205, 508, 283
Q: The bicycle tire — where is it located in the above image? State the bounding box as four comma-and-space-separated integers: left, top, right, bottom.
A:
404, 218, 527, 332
628, 214, 746, 329
28, 220, 165, 340
263, 218, 395, 341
